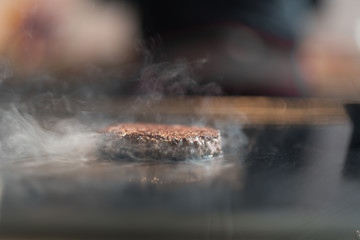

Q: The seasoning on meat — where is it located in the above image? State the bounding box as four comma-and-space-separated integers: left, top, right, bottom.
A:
98, 123, 222, 160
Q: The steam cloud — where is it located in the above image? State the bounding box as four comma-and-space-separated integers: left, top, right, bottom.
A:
137, 59, 222, 96
0, 52, 245, 171
0, 100, 97, 167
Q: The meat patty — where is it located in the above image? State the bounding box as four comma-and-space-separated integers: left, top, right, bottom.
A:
97, 123, 222, 160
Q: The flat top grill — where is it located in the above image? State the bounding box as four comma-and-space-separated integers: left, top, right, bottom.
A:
0, 97, 356, 240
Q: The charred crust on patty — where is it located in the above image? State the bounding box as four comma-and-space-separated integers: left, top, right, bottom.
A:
97, 123, 222, 160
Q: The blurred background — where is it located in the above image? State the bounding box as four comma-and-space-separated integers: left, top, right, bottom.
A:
0, 0, 360, 98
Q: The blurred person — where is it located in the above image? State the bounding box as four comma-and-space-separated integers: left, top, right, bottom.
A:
298, 0, 360, 98
0, 0, 140, 79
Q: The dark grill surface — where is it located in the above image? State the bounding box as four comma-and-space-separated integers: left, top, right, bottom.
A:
0, 97, 357, 240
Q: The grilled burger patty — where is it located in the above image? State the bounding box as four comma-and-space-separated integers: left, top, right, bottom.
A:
97, 123, 222, 160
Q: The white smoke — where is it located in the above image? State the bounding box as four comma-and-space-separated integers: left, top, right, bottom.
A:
0, 101, 97, 167
137, 59, 222, 96
0, 58, 12, 84
0, 51, 246, 173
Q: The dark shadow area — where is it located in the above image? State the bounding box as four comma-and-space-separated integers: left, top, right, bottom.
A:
343, 104, 360, 180
240, 126, 311, 209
